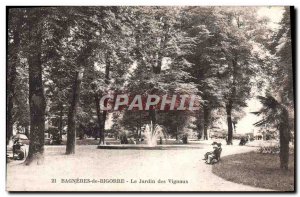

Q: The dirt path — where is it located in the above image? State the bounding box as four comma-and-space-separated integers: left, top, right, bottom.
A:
6, 144, 271, 191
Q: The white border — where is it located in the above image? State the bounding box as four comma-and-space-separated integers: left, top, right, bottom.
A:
1, 1, 298, 197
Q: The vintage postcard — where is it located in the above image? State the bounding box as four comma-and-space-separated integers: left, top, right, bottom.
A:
6, 6, 295, 192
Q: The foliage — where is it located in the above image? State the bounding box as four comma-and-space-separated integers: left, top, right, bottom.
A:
252, 94, 290, 170
252, 95, 288, 128
7, 7, 293, 158
257, 145, 280, 154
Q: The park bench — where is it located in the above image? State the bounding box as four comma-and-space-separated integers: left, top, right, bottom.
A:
210, 147, 222, 164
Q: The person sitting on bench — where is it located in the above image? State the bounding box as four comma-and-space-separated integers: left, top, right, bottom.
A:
203, 142, 221, 160
205, 143, 222, 164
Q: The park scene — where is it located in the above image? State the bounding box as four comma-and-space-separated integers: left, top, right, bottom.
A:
6, 6, 294, 191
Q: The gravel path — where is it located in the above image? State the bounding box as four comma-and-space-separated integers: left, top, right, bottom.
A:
6, 143, 271, 191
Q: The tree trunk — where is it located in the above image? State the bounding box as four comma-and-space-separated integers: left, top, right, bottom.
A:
99, 110, 107, 145
24, 10, 46, 165
25, 38, 46, 165
197, 130, 202, 140
279, 127, 289, 170
279, 110, 290, 170
226, 101, 233, 145
197, 110, 203, 140
98, 52, 111, 145
139, 112, 142, 139
94, 94, 103, 144
7, 64, 17, 145
66, 68, 84, 154
94, 126, 98, 140
203, 106, 209, 140
226, 58, 237, 145
59, 105, 63, 141
7, 12, 22, 144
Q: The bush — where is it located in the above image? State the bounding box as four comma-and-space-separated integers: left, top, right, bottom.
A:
258, 145, 280, 154
258, 144, 295, 155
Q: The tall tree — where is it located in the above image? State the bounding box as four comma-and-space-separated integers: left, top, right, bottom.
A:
124, 7, 197, 132
62, 14, 94, 153
253, 95, 290, 170
81, 7, 134, 144
253, 7, 294, 170
66, 68, 85, 154
25, 8, 46, 165
59, 7, 96, 153
206, 7, 270, 144
7, 8, 24, 144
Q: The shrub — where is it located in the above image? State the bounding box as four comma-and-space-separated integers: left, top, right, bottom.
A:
258, 144, 295, 155
258, 145, 280, 154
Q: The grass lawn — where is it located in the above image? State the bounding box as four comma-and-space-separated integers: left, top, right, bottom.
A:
212, 151, 294, 191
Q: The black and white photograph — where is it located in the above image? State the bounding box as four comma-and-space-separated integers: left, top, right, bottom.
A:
5, 5, 295, 192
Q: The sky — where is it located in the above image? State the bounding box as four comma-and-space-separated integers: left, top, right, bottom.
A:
234, 98, 262, 134
257, 6, 285, 30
